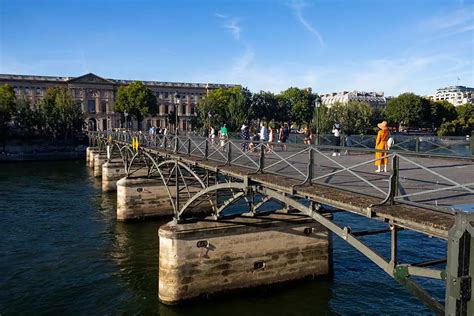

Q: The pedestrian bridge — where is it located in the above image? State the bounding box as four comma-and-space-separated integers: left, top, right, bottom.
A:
89, 131, 474, 315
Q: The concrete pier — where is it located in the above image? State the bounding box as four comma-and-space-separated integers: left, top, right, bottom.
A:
158, 213, 332, 304
88, 148, 99, 169
93, 153, 107, 177
116, 177, 177, 221
102, 160, 126, 192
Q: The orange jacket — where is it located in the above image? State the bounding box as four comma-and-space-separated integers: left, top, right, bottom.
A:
375, 129, 390, 150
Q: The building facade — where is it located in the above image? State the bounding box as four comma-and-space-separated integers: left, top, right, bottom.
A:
0, 73, 234, 131
432, 86, 474, 106
321, 90, 387, 108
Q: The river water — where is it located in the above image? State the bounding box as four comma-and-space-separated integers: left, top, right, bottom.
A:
0, 161, 446, 315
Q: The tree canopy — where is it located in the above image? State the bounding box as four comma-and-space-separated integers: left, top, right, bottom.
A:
38, 87, 84, 140
386, 93, 430, 129
114, 81, 158, 122
0, 84, 16, 138
279, 87, 316, 127
196, 86, 251, 131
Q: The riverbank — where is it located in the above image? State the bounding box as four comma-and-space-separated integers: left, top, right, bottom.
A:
0, 139, 87, 162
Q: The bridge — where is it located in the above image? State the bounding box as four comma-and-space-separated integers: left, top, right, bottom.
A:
88, 131, 474, 315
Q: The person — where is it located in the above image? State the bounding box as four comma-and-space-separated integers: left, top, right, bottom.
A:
375, 121, 390, 173
249, 128, 259, 152
209, 127, 216, 145
332, 123, 341, 156
304, 126, 313, 145
241, 124, 250, 151
259, 122, 268, 143
220, 124, 228, 147
279, 123, 290, 151
267, 126, 274, 152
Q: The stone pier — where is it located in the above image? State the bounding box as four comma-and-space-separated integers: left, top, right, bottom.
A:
158, 212, 332, 304
116, 177, 177, 221
86, 147, 94, 164
93, 152, 108, 177
88, 148, 99, 169
102, 160, 126, 192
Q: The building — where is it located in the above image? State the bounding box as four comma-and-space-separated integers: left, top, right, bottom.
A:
0, 73, 234, 131
320, 90, 387, 108
432, 86, 474, 106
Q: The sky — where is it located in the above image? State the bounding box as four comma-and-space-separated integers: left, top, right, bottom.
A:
0, 0, 473, 96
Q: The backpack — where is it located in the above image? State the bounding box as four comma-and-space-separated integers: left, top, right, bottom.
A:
387, 137, 394, 149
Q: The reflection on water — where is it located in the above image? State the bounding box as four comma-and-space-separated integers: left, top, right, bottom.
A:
0, 161, 445, 314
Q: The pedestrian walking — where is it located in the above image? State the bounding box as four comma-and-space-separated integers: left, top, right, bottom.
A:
304, 126, 313, 145
267, 126, 274, 152
332, 123, 341, 156
241, 124, 250, 151
279, 123, 290, 151
220, 124, 228, 148
210, 127, 216, 145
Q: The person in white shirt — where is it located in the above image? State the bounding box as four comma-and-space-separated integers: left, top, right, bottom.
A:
332, 123, 341, 156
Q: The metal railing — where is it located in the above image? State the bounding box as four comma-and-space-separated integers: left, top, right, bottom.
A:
90, 131, 474, 213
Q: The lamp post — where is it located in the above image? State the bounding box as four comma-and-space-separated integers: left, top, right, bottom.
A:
124, 111, 129, 130
315, 100, 321, 145
174, 92, 180, 135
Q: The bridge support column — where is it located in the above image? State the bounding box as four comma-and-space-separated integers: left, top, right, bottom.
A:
116, 177, 175, 221
93, 153, 107, 177
158, 213, 332, 304
102, 160, 126, 192
445, 212, 474, 316
86, 147, 94, 164
88, 148, 99, 169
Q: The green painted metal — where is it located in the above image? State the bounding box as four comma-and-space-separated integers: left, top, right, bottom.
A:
445, 212, 474, 316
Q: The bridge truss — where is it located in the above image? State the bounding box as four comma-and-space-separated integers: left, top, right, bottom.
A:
90, 131, 474, 315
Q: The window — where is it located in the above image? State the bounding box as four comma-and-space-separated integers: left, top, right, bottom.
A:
88, 100, 96, 113
36, 88, 41, 95
190, 105, 195, 115
182, 104, 186, 115
101, 101, 107, 113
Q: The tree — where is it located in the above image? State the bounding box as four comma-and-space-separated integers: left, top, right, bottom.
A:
386, 93, 430, 130
196, 86, 251, 131
438, 103, 473, 136
249, 91, 277, 123
279, 87, 316, 128
114, 81, 158, 126
430, 100, 457, 129
322, 101, 373, 135
38, 87, 84, 140
0, 84, 16, 138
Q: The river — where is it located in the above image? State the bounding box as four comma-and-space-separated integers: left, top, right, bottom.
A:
0, 161, 446, 315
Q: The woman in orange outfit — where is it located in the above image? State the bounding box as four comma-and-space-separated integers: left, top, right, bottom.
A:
375, 121, 390, 173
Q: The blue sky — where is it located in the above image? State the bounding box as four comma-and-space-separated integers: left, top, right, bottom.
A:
0, 0, 473, 96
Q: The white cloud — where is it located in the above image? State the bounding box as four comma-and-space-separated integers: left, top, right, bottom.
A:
215, 13, 241, 41
288, 0, 325, 47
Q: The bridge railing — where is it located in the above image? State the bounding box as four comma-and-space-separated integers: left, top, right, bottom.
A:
227, 132, 472, 156
90, 131, 474, 213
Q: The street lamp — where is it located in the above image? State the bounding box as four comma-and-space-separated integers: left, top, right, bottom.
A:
315, 100, 321, 145
174, 92, 180, 135
124, 111, 129, 130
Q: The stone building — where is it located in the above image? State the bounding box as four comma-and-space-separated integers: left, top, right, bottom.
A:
432, 86, 474, 106
321, 90, 387, 108
0, 73, 234, 131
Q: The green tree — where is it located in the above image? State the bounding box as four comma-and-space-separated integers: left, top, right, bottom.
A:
386, 93, 430, 130
279, 87, 316, 127
430, 100, 457, 129
323, 101, 373, 135
196, 86, 250, 131
249, 91, 277, 123
0, 84, 16, 138
38, 87, 84, 140
114, 81, 158, 126
438, 103, 473, 136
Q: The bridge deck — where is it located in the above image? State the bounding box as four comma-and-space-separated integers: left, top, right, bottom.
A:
153, 148, 455, 239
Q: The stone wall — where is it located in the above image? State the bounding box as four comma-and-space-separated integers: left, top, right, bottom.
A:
159, 213, 332, 304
